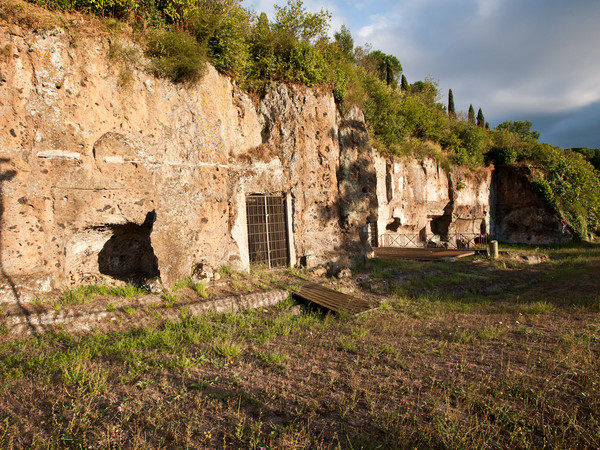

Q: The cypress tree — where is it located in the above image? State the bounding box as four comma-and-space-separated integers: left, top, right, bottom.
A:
448, 89, 456, 120
468, 104, 475, 125
401, 74, 408, 91
477, 108, 485, 127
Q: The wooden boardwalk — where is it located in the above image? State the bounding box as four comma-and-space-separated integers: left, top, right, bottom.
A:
373, 247, 476, 261
292, 283, 374, 315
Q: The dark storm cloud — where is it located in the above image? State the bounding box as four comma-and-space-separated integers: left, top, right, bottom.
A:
522, 100, 600, 149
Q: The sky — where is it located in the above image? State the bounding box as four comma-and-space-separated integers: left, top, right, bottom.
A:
241, 0, 600, 149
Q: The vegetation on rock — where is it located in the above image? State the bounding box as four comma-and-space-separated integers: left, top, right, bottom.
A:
17, 0, 600, 238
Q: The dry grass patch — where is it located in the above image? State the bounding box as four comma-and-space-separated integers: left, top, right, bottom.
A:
0, 244, 599, 447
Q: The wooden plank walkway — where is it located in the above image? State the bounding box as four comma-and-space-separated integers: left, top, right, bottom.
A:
292, 283, 374, 315
373, 247, 476, 261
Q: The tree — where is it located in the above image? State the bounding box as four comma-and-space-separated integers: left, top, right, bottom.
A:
274, 0, 331, 43
476, 107, 485, 127
495, 120, 540, 141
368, 50, 402, 88
570, 147, 600, 171
409, 78, 439, 106
468, 104, 475, 125
333, 25, 353, 60
448, 89, 456, 120
186, 0, 250, 76
246, 12, 276, 85
382, 54, 402, 88
401, 74, 408, 91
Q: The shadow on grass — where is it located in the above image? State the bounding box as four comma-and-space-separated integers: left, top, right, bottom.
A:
366, 242, 600, 310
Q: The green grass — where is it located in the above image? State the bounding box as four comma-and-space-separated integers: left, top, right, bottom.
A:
162, 292, 180, 307
259, 351, 289, 370
518, 300, 555, 315
212, 339, 243, 360
337, 336, 359, 353
30, 297, 44, 307
50, 282, 150, 310
53, 284, 111, 308
0, 243, 598, 448
110, 283, 149, 298
173, 277, 210, 298
218, 265, 234, 276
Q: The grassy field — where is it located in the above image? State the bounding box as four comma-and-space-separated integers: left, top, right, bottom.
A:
0, 243, 599, 448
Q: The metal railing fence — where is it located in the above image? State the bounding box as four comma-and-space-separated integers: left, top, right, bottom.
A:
378, 232, 488, 250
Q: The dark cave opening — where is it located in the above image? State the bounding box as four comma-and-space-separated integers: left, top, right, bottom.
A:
98, 211, 159, 281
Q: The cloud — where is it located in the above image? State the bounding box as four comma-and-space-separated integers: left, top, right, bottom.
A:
353, 0, 600, 147
525, 101, 600, 149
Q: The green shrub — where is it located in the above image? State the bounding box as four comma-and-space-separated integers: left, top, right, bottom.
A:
146, 30, 206, 83
30, 0, 78, 11
570, 147, 600, 171
187, 1, 250, 76
488, 146, 518, 165
400, 94, 449, 142
458, 125, 489, 167
362, 75, 407, 155
529, 144, 600, 238
280, 41, 325, 86
88, 0, 139, 18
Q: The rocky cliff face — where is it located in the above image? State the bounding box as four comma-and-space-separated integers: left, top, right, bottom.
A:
374, 157, 492, 247
0, 23, 376, 302
0, 21, 571, 304
493, 165, 573, 244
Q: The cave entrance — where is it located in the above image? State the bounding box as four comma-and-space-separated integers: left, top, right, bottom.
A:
429, 202, 453, 240
246, 194, 289, 268
98, 212, 159, 281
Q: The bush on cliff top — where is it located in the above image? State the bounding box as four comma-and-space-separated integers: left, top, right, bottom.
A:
146, 30, 207, 83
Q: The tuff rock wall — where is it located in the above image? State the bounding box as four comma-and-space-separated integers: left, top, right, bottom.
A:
493, 165, 573, 244
0, 24, 377, 303
374, 157, 493, 247
0, 21, 571, 304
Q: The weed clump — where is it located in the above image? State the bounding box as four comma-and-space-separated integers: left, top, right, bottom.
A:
110, 283, 149, 298
213, 339, 243, 360
53, 284, 110, 308
173, 277, 209, 298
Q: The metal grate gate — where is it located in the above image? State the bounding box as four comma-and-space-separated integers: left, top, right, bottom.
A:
246, 195, 289, 268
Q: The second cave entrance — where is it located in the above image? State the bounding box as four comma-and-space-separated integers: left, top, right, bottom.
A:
246, 194, 289, 268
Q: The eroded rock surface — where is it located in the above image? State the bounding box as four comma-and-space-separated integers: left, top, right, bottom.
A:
0, 20, 572, 304
493, 166, 572, 244
375, 157, 493, 248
